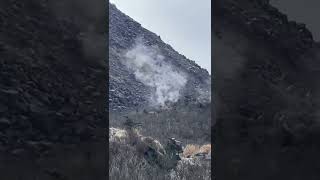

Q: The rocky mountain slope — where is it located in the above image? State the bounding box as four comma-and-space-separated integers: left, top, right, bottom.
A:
213, 0, 320, 179
109, 3, 211, 112
109, 3, 212, 179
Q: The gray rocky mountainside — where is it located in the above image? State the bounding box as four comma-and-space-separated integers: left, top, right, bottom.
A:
213, 0, 320, 179
109, 3, 211, 112
108, 4, 212, 179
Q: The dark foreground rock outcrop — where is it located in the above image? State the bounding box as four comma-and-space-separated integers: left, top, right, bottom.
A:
213, 0, 320, 179
0, 0, 107, 179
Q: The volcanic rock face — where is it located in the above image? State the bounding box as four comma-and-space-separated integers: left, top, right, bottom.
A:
213, 0, 320, 179
0, 0, 106, 179
0, 0, 107, 150
109, 3, 211, 112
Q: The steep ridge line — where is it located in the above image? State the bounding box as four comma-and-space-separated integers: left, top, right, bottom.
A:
109, 3, 211, 112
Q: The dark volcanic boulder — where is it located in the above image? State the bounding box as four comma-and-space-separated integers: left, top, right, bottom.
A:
0, 0, 106, 152
0, 0, 106, 179
213, 0, 320, 179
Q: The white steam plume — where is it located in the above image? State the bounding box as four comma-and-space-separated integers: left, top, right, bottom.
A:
121, 39, 187, 107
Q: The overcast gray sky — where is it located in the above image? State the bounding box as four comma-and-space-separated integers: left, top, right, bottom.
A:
109, 0, 211, 73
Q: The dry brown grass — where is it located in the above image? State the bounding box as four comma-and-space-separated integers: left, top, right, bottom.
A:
109, 103, 212, 179
199, 144, 212, 154
182, 144, 212, 158
109, 141, 211, 180
183, 144, 201, 158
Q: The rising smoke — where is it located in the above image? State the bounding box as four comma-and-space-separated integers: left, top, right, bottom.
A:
121, 38, 187, 107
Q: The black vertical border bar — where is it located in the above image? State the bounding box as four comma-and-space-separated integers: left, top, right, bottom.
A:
210, 0, 216, 179
211, 1, 215, 180
106, 0, 110, 179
